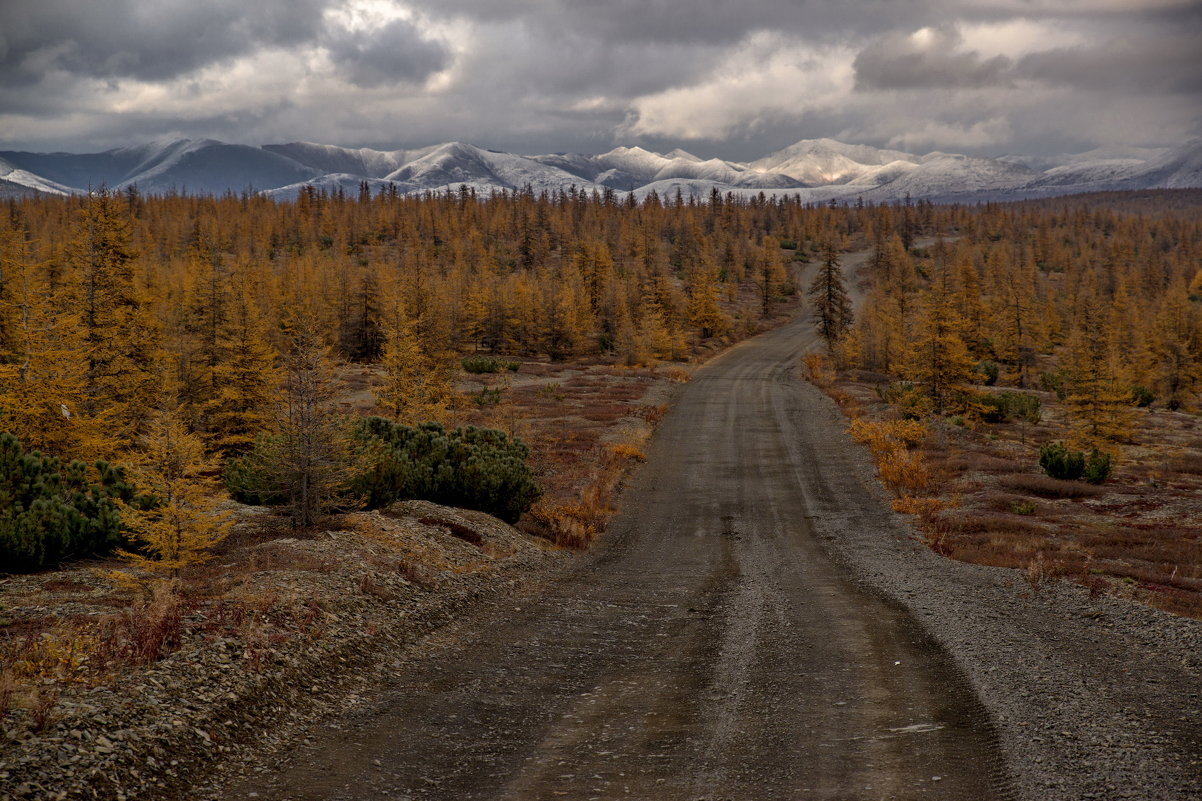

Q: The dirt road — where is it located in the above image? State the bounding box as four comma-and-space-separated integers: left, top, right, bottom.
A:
219, 307, 1013, 800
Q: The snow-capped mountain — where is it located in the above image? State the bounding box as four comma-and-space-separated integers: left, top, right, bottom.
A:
1, 136, 1198, 202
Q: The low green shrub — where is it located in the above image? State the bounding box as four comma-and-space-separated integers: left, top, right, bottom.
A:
875, 381, 931, 419
223, 434, 290, 506
351, 418, 540, 523
1083, 450, 1112, 485
1130, 385, 1154, 408
0, 433, 137, 572
1039, 370, 1068, 400
977, 360, 999, 386
462, 356, 520, 374
472, 387, 503, 407
979, 391, 1042, 425
1039, 441, 1085, 481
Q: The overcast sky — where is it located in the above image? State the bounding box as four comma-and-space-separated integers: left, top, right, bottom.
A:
1, 0, 1199, 159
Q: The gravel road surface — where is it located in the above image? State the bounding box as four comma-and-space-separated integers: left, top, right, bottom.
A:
218, 298, 1201, 801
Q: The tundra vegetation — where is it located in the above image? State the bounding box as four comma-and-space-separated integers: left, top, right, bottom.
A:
809, 190, 1202, 617
0, 184, 1199, 731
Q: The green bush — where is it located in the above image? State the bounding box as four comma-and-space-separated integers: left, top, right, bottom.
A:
350, 418, 540, 523
1130, 385, 1154, 408
875, 381, 931, 419
1039, 370, 1068, 401
472, 387, 503, 407
0, 433, 136, 572
978, 360, 999, 386
223, 434, 290, 506
979, 391, 1042, 425
1083, 451, 1112, 485
462, 356, 520, 374
1039, 441, 1085, 481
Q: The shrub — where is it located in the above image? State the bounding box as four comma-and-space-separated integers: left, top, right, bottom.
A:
978, 360, 999, 386
223, 434, 290, 506
1130, 385, 1154, 408
1039, 441, 1085, 480
848, 418, 928, 459
462, 356, 520, 374
350, 418, 540, 523
874, 381, 932, 419
1083, 450, 1112, 485
0, 434, 138, 572
977, 391, 1042, 425
999, 474, 1103, 499
1039, 370, 1068, 400
471, 387, 503, 407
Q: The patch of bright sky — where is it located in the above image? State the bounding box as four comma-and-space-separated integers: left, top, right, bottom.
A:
958, 19, 1085, 59
622, 32, 856, 140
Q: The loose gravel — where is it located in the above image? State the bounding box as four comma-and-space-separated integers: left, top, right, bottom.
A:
793, 376, 1202, 800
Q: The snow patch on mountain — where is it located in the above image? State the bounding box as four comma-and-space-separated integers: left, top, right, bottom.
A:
3, 136, 1199, 202
0, 157, 75, 195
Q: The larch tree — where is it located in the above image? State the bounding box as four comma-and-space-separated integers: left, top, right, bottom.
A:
376, 299, 452, 425
904, 257, 977, 416
68, 191, 162, 448
0, 227, 115, 460
686, 257, 728, 339
201, 268, 279, 455
272, 308, 352, 527
1061, 294, 1133, 452
118, 405, 232, 579
808, 239, 854, 353
1149, 285, 1201, 411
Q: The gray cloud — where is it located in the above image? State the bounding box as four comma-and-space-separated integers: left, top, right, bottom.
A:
0, 0, 1198, 160
323, 18, 449, 87
0, 0, 332, 84
1017, 34, 1202, 94
854, 25, 1014, 90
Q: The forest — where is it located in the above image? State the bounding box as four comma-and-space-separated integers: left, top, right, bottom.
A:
1, 186, 1200, 585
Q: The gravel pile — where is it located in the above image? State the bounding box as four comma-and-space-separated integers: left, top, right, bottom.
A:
797, 380, 1202, 801
0, 502, 565, 801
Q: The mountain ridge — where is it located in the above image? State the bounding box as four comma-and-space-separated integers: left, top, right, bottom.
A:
1, 136, 1198, 203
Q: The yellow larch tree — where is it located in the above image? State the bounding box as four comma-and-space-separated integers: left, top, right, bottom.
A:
67, 191, 163, 448
201, 267, 280, 455
904, 257, 977, 415
1062, 294, 1133, 452
376, 293, 453, 425
0, 228, 115, 459
118, 405, 232, 578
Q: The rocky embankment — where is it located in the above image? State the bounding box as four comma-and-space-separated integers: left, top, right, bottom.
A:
0, 502, 564, 801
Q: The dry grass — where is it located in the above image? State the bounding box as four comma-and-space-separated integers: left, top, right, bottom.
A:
817, 367, 1202, 618
997, 474, 1107, 499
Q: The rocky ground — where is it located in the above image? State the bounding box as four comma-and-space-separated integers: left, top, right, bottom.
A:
794, 373, 1202, 800
0, 502, 568, 800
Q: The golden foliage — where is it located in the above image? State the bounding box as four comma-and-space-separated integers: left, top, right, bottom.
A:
117, 407, 232, 577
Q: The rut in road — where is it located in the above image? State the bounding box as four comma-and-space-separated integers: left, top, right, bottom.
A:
223, 313, 1012, 801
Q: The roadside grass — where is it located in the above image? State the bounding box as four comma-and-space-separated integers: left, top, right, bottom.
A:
814, 367, 1202, 619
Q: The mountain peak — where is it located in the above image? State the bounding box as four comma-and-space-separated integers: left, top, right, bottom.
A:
1, 135, 1196, 201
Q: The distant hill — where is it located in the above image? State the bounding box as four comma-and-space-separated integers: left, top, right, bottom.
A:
2, 136, 1199, 203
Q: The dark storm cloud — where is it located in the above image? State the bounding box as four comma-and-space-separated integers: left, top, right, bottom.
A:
0, 0, 1198, 159
404, 0, 942, 44
323, 18, 449, 87
853, 25, 1014, 90
0, 0, 332, 85
1017, 34, 1202, 94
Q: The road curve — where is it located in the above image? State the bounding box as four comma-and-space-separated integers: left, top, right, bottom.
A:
224, 314, 1012, 800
